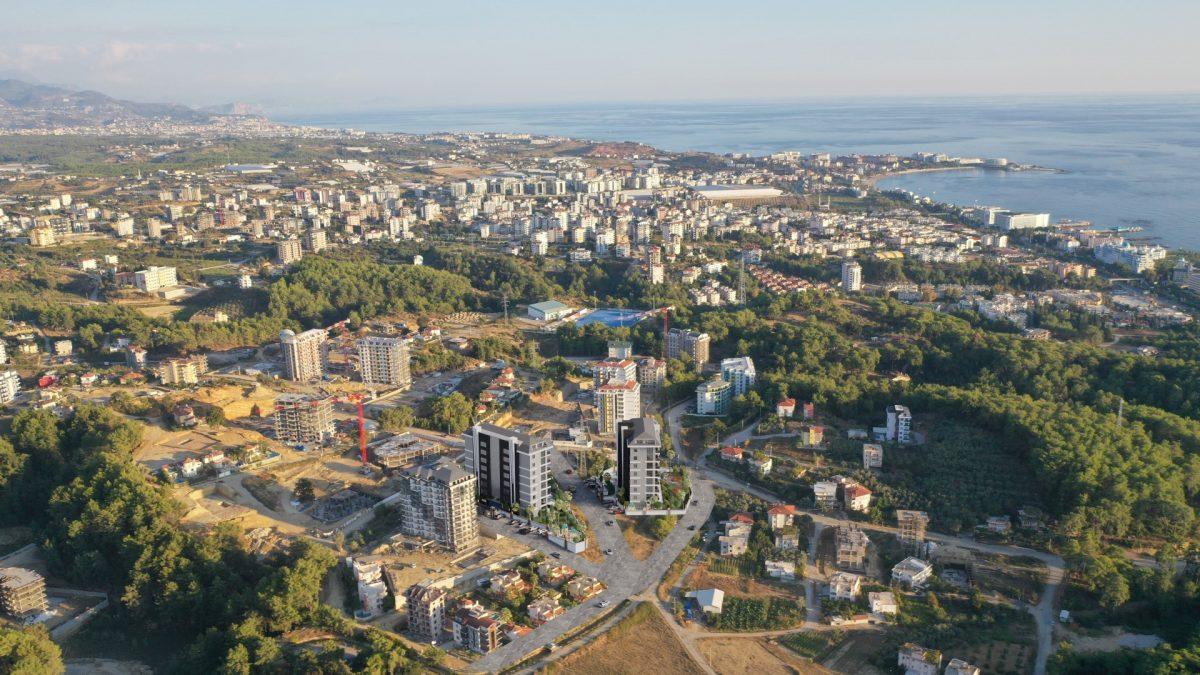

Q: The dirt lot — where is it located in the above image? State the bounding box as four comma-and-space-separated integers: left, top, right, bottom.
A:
616, 515, 659, 561
820, 630, 887, 675
698, 637, 827, 675
545, 603, 705, 675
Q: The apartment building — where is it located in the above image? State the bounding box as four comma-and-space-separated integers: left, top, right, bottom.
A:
276, 238, 303, 264
0, 370, 20, 405
134, 265, 178, 293
394, 458, 480, 553
898, 644, 942, 675
304, 228, 327, 253
280, 328, 327, 382
596, 379, 641, 435
636, 357, 666, 393
666, 328, 710, 371
274, 394, 335, 445
616, 417, 662, 509
357, 336, 411, 387
157, 354, 208, 385
592, 358, 636, 389
696, 378, 732, 415
463, 423, 553, 514
720, 356, 756, 397
841, 259, 862, 292
862, 443, 884, 468
404, 584, 447, 642
0, 567, 47, 618
886, 404, 912, 444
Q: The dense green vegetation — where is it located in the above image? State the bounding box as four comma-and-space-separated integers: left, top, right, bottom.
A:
711, 596, 805, 631
0, 406, 441, 672
0, 624, 62, 674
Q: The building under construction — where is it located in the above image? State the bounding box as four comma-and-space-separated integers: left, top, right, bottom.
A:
896, 509, 931, 545
0, 567, 47, 618
274, 394, 335, 445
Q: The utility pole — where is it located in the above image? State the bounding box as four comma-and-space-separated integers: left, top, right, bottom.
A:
501, 293, 509, 323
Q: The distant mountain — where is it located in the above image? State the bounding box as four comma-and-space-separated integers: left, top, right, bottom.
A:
0, 79, 220, 129
199, 101, 264, 116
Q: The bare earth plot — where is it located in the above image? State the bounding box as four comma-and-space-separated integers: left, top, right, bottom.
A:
697, 637, 825, 675
544, 603, 706, 675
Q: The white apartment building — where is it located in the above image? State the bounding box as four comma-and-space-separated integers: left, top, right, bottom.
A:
280, 328, 327, 382
592, 358, 637, 390
134, 266, 178, 293
357, 336, 411, 387
720, 357, 756, 397
463, 423, 553, 514
0, 371, 20, 405
886, 404, 912, 444
596, 379, 641, 435
616, 417, 662, 508
696, 378, 733, 415
841, 259, 862, 292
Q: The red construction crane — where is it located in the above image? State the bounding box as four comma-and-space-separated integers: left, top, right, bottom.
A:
335, 393, 369, 466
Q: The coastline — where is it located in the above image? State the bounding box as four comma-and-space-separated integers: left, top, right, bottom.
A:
866, 164, 1064, 188
864, 165, 975, 188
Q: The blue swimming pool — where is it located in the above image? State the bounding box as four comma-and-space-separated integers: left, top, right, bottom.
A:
575, 308, 649, 328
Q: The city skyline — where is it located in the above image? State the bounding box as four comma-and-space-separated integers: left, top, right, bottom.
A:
2, 0, 1198, 112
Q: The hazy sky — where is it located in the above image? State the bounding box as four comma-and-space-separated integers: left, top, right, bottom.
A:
2, 0, 1197, 112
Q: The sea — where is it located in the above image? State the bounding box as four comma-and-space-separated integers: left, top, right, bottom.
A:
278, 95, 1200, 250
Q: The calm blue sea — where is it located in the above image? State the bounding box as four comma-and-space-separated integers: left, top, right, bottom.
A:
279, 95, 1200, 249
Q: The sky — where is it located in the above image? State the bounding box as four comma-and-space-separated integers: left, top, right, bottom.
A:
1, 0, 1198, 113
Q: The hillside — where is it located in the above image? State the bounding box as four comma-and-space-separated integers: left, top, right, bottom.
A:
0, 78, 218, 129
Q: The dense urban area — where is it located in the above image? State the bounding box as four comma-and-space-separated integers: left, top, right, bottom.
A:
0, 79, 1198, 675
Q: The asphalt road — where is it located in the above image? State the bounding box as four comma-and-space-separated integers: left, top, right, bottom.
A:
469, 441, 716, 673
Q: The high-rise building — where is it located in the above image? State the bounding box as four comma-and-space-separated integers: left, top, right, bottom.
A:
666, 328, 710, 372
276, 238, 303, 264
463, 423, 553, 514
134, 266, 178, 292
841, 259, 862, 292
357, 336, 411, 387
637, 357, 666, 394
596, 379, 641, 435
616, 417, 662, 508
720, 357, 756, 397
274, 394, 335, 445
395, 458, 480, 553
886, 404, 912, 444
696, 378, 733, 415
157, 354, 208, 385
0, 567, 47, 619
280, 328, 326, 382
0, 370, 20, 405
304, 228, 327, 253
592, 358, 636, 390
